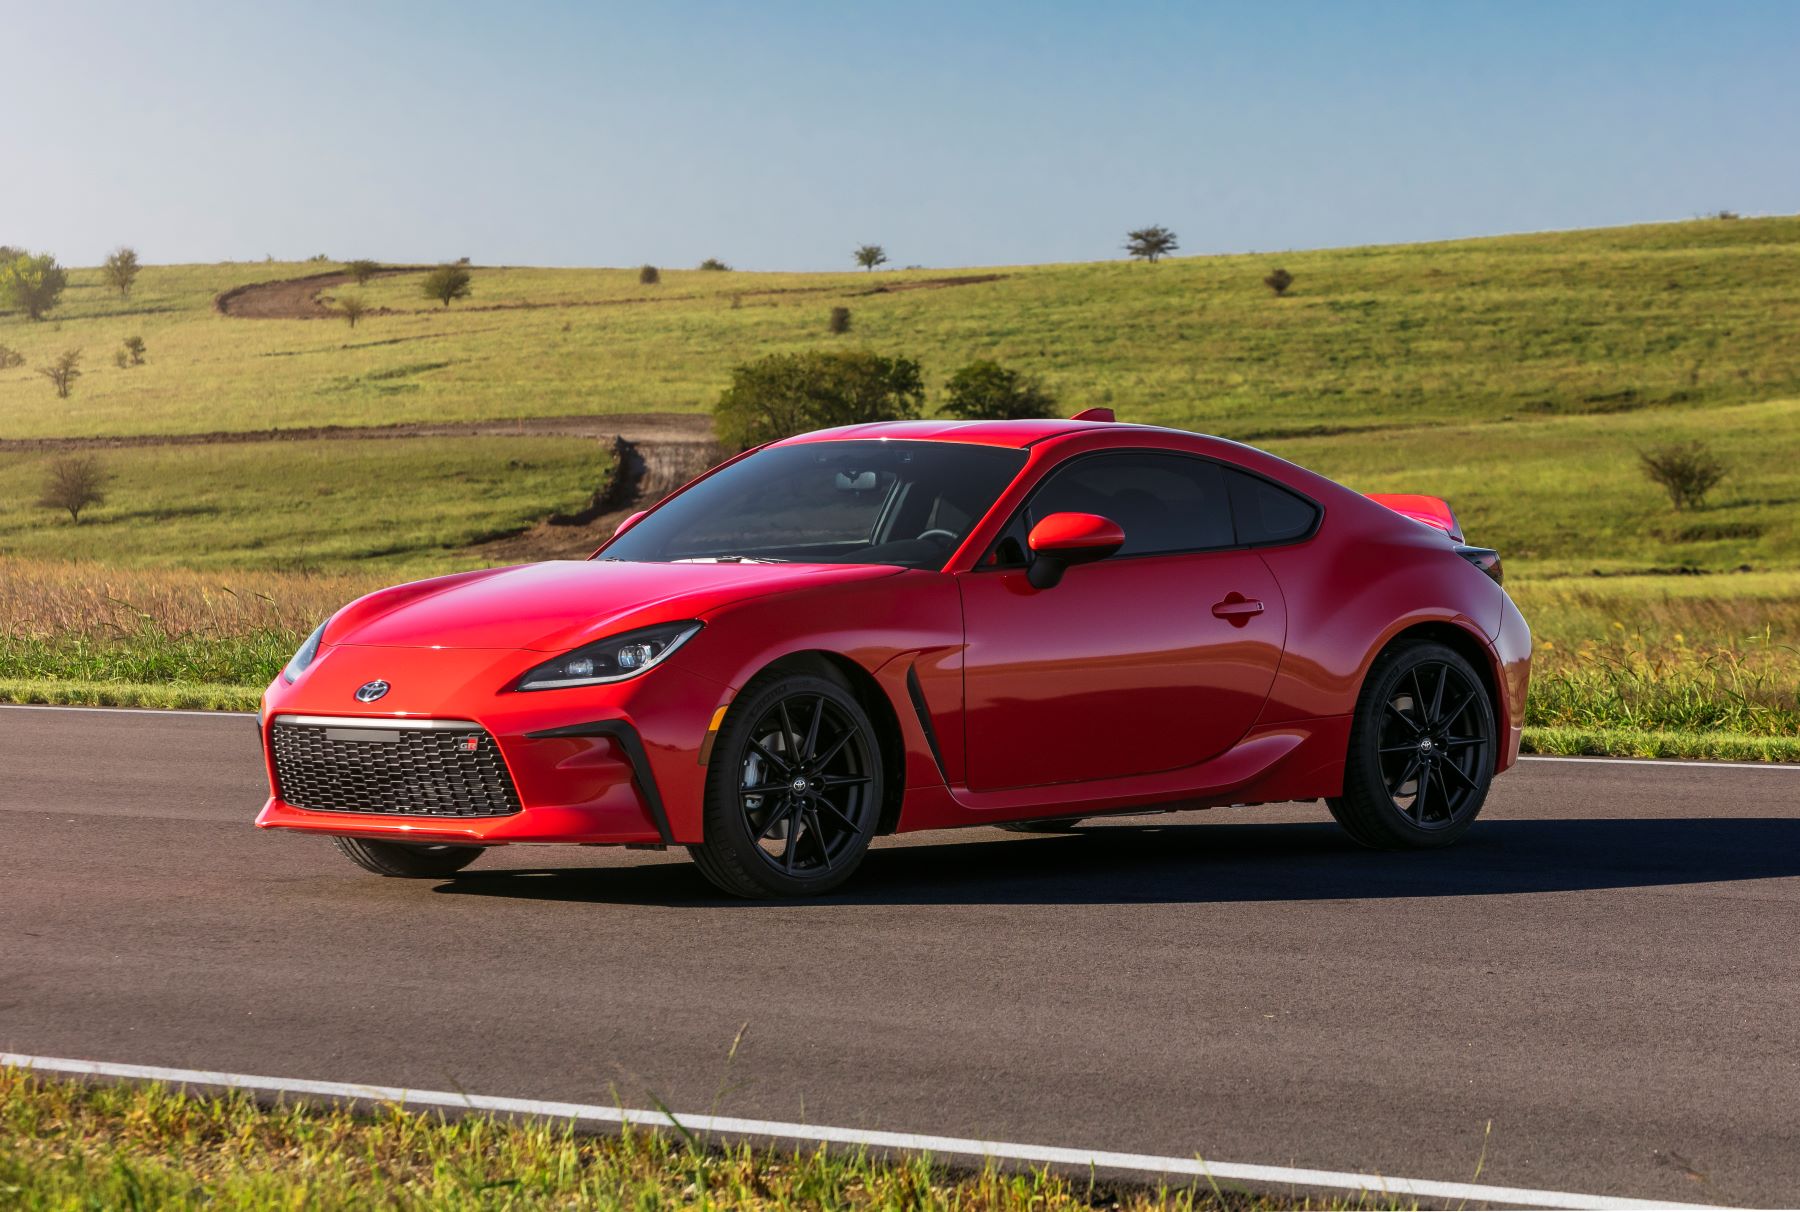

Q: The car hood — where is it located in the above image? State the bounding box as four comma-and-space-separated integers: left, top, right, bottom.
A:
324, 560, 905, 652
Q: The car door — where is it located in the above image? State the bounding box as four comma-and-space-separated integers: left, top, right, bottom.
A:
957, 451, 1288, 792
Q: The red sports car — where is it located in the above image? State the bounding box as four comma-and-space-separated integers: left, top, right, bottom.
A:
257, 413, 1531, 898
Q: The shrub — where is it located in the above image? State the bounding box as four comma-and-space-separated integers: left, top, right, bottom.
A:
122, 336, 146, 365
828, 306, 851, 334
421, 265, 472, 307
942, 360, 1057, 420
1124, 226, 1178, 262
854, 244, 887, 271
37, 348, 82, 398
103, 247, 141, 297
0, 252, 69, 320
1640, 441, 1727, 510
1264, 267, 1294, 296
639, 264, 660, 285
38, 455, 109, 523
698, 258, 730, 271
337, 295, 370, 328
0, 344, 24, 369
714, 351, 925, 449
345, 259, 380, 285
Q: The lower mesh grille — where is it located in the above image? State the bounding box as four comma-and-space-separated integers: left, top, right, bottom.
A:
270, 719, 523, 817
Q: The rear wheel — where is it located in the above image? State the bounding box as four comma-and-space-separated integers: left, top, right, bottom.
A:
1327, 641, 1495, 849
331, 837, 485, 878
689, 671, 883, 899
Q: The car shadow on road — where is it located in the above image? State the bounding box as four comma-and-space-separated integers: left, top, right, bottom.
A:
431, 816, 1800, 907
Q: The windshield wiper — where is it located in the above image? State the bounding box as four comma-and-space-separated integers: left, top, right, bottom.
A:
672, 555, 790, 564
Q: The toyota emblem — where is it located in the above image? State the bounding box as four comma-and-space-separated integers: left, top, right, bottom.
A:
354, 680, 390, 703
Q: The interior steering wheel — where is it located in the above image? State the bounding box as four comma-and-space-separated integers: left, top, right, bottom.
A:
916, 529, 959, 547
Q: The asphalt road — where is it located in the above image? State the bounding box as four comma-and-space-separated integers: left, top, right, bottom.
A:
4, 704, 1797, 1207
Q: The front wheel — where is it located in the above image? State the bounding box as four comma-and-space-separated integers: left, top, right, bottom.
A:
689, 671, 883, 898
1327, 641, 1495, 849
331, 837, 485, 878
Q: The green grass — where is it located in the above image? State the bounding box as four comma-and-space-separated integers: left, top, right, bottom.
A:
0, 1069, 1376, 1211
0, 436, 608, 572
3, 217, 1798, 442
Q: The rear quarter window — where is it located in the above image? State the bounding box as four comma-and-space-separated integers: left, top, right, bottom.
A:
1225, 469, 1319, 546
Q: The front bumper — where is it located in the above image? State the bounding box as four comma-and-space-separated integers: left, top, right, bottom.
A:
254, 642, 725, 845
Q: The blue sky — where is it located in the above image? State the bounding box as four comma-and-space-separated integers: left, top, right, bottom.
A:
3, 1, 1795, 269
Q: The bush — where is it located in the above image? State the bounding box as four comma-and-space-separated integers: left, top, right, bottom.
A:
37, 348, 82, 398
0, 344, 23, 369
714, 351, 925, 449
854, 244, 887, 271
1124, 226, 1178, 262
345, 259, 380, 285
122, 336, 146, 365
698, 258, 730, 271
38, 455, 109, 523
942, 360, 1057, 420
828, 306, 851, 334
639, 264, 660, 285
0, 252, 69, 320
1264, 267, 1294, 296
1640, 440, 1727, 510
103, 247, 141, 297
421, 265, 472, 307
337, 295, 370, 328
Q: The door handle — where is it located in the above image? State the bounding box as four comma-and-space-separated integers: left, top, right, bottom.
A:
1211, 594, 1265, 627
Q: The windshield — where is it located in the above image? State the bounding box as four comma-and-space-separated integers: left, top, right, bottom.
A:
600, 440, 1028, 569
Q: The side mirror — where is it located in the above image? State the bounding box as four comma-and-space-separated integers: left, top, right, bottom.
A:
1025, 512, 1124, 589
613, 510, 648, 538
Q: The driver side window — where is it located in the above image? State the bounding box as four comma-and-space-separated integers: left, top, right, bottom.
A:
989, 452, 1235, 565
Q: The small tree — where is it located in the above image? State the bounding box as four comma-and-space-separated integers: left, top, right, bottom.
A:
854, 244, 887, 272
345, 259, 381, 285
38, 348, 82, 398
38, 455, 109, 523
1264, 267, 1294, 296
828, 306, 852, 334
698, 257, 730, 271
639, 264, 660, 285
1124, 226, 1179, 263
103, 247, 141, 297
0, 252, 69, 320
714, 351, 925, 449
943, 360, 1057, 420
122, 335, 146, 365
337, 294, 370, 328
0, 344, 24, 369
1640, 441, 1727, 511
421, 264, 472, 307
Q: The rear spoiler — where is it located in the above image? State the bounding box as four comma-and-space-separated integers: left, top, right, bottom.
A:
1368, 492, 1504, 585
1366, 493, 1464, 543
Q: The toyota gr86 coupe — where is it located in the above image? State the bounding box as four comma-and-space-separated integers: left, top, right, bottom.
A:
257, 412, 1531, 898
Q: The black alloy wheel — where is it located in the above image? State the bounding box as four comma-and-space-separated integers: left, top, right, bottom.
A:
690, 671, 882, 898
1328, 641, 1495, 849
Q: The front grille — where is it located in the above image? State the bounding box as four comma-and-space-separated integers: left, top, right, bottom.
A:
270, 718, 523, 817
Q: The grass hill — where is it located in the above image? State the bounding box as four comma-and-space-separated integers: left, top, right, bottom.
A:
0, 218, 1797, 753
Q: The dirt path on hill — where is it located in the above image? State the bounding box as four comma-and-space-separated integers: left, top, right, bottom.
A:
214, 267, 429, 319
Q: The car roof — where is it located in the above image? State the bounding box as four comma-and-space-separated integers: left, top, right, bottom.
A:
773, 418, 1183, 449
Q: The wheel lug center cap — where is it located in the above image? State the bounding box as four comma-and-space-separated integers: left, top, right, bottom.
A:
791, 776, 810, 794
1419, 737, 1434, 753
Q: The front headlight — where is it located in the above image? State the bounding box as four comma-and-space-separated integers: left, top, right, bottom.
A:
282, 619, 329, 684
513, 621, 702, 691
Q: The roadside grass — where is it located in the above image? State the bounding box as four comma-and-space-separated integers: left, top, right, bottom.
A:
0, 436, 609, 571
0, 1069, 1386, 1211
2, 217, 1798, 441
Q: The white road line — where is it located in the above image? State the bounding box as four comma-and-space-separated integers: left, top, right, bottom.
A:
0, 1053, 1716, 1211
0, 703, 256, 719
1520, 755, 1799, 771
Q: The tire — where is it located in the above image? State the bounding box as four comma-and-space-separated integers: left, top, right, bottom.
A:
331, 836, 485, 878
688, 670, 884, 898
1001, 818, 1083, 833
1326, 640, 1495, 850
